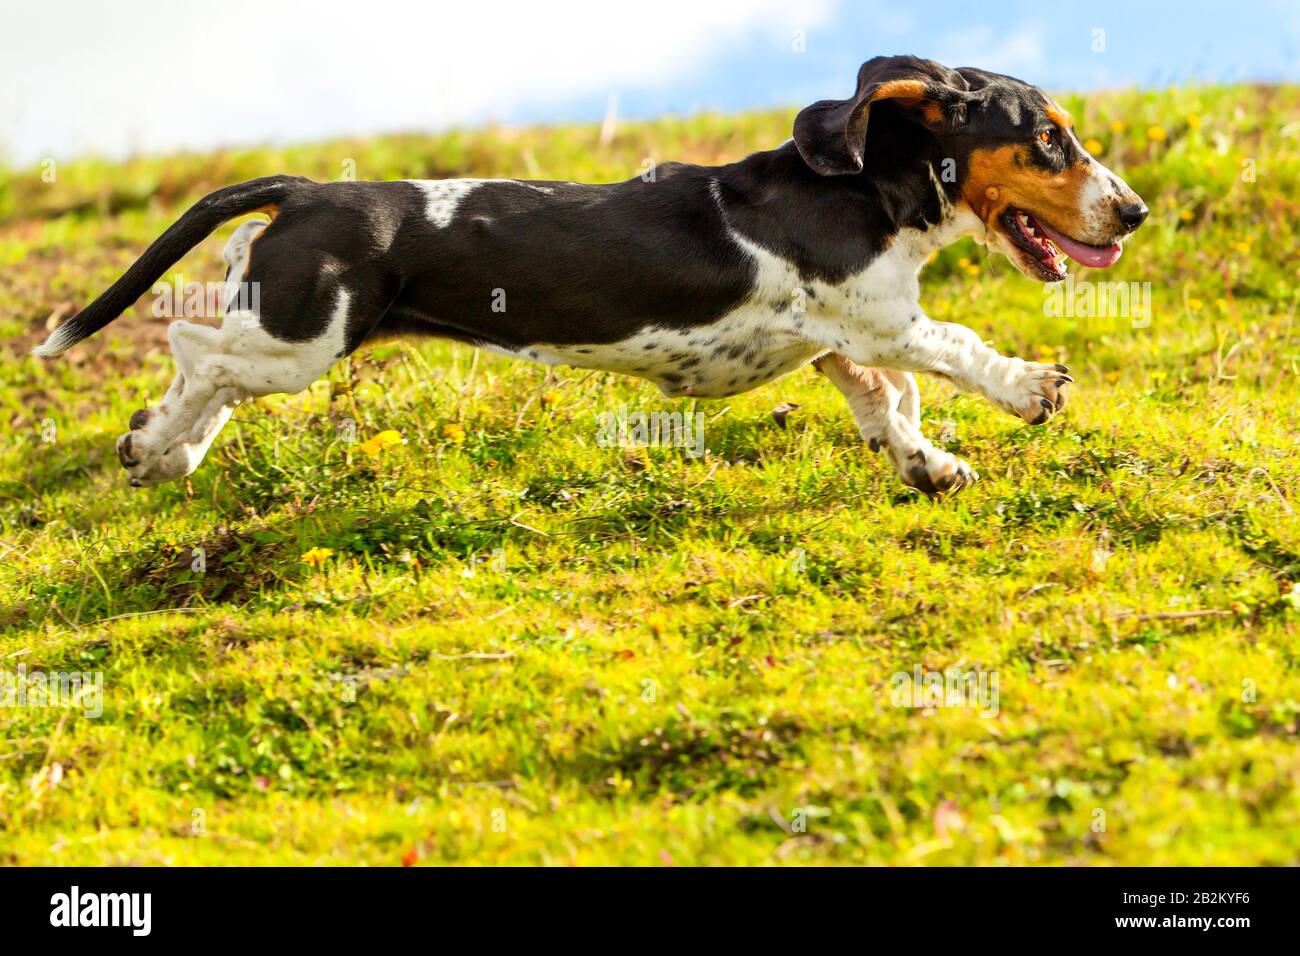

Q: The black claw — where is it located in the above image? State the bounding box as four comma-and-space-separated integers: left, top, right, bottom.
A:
1054, 364, 1069, 373
906, 465, 940, 497
868, 437, 883, 452
1040, 398, 1054, 410
117, 435, 140, 468
1031, 410, 1049, 425
129, 408, 154, 431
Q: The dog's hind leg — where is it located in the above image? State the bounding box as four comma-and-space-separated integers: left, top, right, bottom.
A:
117, 320, 249, 486
120, 221, 270, 484
815, 354, 977, 497
115, 207, 397, 486
117, 306, 333, 486
118, 274, 390, 486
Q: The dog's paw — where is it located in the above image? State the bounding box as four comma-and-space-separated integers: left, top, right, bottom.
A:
890, 445, 979, 498
120, 441, 199, 487
116, 430, 145, 469
116, 421, 183, 486
998, 362, 1073, 424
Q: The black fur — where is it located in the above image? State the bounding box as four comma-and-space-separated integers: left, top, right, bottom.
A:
35, 56, 1094, 360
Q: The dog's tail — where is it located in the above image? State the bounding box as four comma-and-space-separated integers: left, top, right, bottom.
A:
30, 175, 309, 358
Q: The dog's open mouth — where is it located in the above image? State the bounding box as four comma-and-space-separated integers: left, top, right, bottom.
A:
1000, 208, 1123, 280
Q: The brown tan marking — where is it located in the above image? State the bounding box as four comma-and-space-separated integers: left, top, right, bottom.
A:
1044, 103, 1074, 130
869, 79, 946, 126
240, 205, 278, 275
962, 145, 1094, 234
869, 79, 928, 101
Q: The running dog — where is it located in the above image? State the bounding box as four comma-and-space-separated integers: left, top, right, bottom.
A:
33, 55, 1147, 494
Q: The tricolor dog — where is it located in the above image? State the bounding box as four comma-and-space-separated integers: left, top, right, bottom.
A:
33, 55, 1147, 495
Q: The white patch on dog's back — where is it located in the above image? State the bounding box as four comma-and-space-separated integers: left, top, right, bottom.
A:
407, 179, 555, 228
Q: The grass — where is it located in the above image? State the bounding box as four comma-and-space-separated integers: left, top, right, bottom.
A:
1, 84, 1299, 865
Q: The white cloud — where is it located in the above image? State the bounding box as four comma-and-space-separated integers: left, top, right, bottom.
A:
929, 23, 1047, 78
0, 0, 837, 164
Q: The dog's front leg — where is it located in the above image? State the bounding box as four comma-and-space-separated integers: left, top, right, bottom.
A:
877, 316, 1073, 425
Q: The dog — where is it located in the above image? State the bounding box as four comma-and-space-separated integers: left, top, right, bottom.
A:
33, 55, 1147, 494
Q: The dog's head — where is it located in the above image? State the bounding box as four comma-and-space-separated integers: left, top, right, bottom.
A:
793, 55, 1148, 281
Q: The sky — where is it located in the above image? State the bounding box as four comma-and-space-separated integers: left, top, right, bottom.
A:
2, 0, 1298, 165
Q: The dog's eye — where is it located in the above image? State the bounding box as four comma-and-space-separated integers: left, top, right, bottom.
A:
1038, 129, 1054, 146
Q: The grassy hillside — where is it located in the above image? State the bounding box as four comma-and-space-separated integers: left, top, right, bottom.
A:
1, 85, 1298, 865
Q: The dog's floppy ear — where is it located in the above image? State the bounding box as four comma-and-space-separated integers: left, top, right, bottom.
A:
794, 55, 972, 176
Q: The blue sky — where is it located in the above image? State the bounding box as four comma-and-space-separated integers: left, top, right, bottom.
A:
550, 0, 1300, 126
2, 0, 1297, 164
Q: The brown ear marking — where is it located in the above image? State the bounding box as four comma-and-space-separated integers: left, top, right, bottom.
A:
871, 80, 946, 125
870, 79, 929, 102
793, 58, 967, 176
962, 145, 1092, 224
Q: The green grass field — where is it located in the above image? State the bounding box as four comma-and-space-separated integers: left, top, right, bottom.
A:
2, 84, 1298, 865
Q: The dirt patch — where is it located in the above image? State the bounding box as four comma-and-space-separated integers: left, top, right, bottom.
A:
1, 218, 228, 386
10, 302, 175, 381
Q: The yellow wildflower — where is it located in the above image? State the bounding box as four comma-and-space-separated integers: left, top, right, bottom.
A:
1083, 138, 1104, 154
1186, 297, 1204, 312
1109, 120, 1125, 134
358, 429, 404, 456
1186, 113, 1202, 130
1146, 125, 1167, 142
1179, 209, 1194, 222
301, 547, 334, 567
442, 422, 467, 443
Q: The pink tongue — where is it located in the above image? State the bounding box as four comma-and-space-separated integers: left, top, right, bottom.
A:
1034, 219, 1122, 268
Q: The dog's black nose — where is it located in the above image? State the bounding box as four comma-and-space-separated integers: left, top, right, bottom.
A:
1117, 201, 1149, 229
